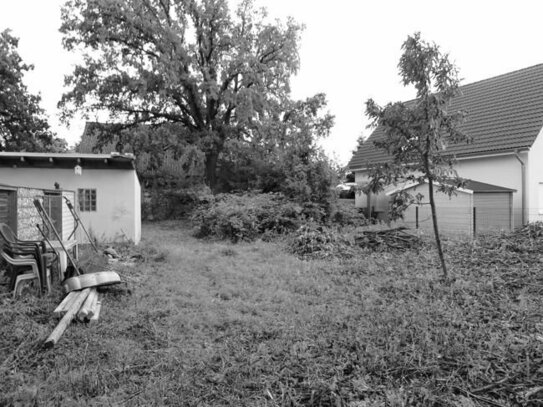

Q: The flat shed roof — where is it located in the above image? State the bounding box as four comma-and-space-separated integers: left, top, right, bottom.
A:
387, 179, 516, 196
0, 152, 135, 170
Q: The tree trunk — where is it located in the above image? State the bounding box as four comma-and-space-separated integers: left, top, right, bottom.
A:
428, 177, 448, 279
205, 150, 219, 192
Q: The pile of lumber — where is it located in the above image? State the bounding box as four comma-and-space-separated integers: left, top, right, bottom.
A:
45, 288, 101, 348
354, 227, 422, 251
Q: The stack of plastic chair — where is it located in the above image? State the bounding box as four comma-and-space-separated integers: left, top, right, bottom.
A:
0, 223, 57, 296
1, 246, 51, 297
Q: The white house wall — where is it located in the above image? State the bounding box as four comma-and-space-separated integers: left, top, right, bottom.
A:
0, 167, 140, 244
528, 127, 543, 222
133, 172, 141, 243
454, 153, 525, 228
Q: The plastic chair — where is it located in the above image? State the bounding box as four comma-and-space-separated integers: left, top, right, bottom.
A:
1, 249, 51, 298
0, 223, 48, 252
0, 223, 59, 290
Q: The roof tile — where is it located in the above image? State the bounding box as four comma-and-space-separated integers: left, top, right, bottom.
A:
349, 64, 543, 169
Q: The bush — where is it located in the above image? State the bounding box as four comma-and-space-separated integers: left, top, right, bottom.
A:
142, 185, 212, 221
332, 200, 369, 226
191, 193, 304, 242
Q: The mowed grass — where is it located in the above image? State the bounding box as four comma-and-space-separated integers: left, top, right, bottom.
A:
1, 221, 543, 406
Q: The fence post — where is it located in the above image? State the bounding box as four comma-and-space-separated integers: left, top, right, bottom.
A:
473, 206, 477, 237
416, 206, 419, 229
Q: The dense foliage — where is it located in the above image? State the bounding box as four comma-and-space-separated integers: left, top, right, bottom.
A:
60, 0, 304, 189
77, 122, 205, 189
0, 30, 64, 152
191, 192, 305, 242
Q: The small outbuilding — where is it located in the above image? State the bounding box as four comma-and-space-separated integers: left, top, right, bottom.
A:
0, 152, 141, 244
388, 180, 516, 236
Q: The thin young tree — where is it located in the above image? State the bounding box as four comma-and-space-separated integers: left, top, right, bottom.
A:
365, 33, 470, 279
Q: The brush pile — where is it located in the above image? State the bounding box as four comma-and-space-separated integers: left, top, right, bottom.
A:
290, 224, 355, 260
450, 221, 543, 270
354, 227, 422, 251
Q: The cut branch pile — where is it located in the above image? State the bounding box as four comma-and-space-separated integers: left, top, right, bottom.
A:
45, 288, 102, 348
450, 221, 543, 270
354, 227, 422, 251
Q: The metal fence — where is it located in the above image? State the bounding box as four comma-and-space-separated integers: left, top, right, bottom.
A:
392, 205, 534, 237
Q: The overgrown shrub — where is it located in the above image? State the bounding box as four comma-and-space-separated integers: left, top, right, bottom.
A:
332, 200, 369, 226
142, 184, 212, 221
191, 192, 304, 242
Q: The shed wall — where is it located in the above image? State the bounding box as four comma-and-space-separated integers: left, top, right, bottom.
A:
473, 193, 512, 233
394, 184, 473, 235
62, 190, 76, 240
0, 168, 140, 243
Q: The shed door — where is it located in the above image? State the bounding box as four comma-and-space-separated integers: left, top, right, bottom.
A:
473, 193, 511, 233
43, 192, 63, 239
0, 189, 17, 234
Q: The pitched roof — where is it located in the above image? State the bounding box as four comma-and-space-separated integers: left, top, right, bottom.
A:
349, 63, 543, 170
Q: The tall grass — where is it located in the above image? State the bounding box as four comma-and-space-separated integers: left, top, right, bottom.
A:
1, 221, 542, 406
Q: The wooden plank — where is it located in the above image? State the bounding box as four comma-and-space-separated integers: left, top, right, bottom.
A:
77, 288, 97, 321
53, 291, 79, 316
87, 292, 99, 319
89, 301, 102, 323
44, 288, 91, 348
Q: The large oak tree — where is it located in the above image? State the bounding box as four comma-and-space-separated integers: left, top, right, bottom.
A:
59, 0, 303, 189
0, 30, 60, 151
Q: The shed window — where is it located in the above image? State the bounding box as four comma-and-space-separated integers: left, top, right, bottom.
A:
78, 189, 97, 212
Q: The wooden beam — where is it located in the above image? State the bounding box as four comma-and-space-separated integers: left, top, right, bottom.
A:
45, 288, 91, 348
77, 288, 97, 321
53, 291, 79, 317
89, 301, 102, 323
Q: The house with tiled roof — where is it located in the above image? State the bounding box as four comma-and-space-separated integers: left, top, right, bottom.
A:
349, 64, 543, 232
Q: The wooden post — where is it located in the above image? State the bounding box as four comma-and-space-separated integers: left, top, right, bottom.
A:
53, 291, 79, 317
45, 288, 91, 348
77, 288, 97, 321
473, 207, 477, 237
416, 206, 419, 229
367, 192, 372, 220
509, 193, 513, 231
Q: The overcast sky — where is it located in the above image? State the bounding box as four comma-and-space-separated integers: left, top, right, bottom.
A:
1, 0, 543, 165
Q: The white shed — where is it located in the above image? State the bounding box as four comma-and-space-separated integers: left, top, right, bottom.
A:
388, 180, 516, 236
0, 152, 141, 244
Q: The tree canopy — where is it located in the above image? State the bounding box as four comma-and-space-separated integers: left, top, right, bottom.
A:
365, 33, 470, 278
60, 0, 304, 189
0, 29, 61, 152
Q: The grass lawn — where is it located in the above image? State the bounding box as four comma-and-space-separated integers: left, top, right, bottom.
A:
1, 221, 543, 406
